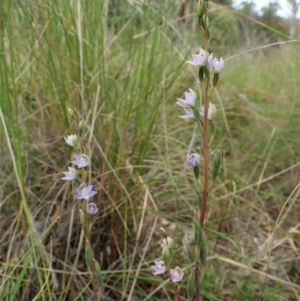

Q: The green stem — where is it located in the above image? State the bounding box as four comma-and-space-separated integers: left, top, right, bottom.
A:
92, 259, 98, 301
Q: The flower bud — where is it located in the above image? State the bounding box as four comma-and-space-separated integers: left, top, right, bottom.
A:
200, 240, 206, 266
79, 119, 85, 132
197, 0, 204, 17
213, 74, 219, 86
162, 246, 170, 263
203, 14, 209, 29
194, 220, 202, 247
166, 237, 174, 250
208, 102, 217, 121
159, 227, 167, 239
85, 242, 92, 267
212, 150, 222, 180
187, 269, 196, 300
199, 67, 204, 82
213, 149, 222, 168
94, 259, 102, 287
79, 209, 85, 226
67, 107, 75, 118
198, 16, 204, 27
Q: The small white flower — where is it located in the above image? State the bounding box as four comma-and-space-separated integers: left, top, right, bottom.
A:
208, 54, 224, 74
64, 134, 77, 147
176, 89, 197, 108
187, 48, 209, 67
179, 108, 196, 120
212, 57, 224, 74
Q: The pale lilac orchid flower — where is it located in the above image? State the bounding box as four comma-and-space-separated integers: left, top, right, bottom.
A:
176, 89, 196, 108
76, 183, 97, 200
87, 202, 98, 215
187, 153, 201, 167
187, 48, 209, 67
170, 266, 184, 283
72, 154, 90, 168
62, 167, 77, 181
151, 260, 166, 276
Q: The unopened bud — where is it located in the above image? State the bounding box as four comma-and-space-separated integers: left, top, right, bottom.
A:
199, 67, 204, 82
203, 15, 209, 29
94, 259, 102, 287
197, 0, 204, 17
67, 107, 75, 118
187, 268, 196, 300
79, 209, 85, 226
203, 66, 210, 79
192, 107, 201, 122
213, 74, 219, 86
162, 246, 170, 263
159, 227, 167, 239
79, 119, 85, 132
194, 220, 202, 247
212, 150, 222, 180
166, 237, 174, 250
213, 150, 222, 168
200, 240, 206, 266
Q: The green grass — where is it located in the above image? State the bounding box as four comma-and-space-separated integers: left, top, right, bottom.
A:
0, 1, 300, 300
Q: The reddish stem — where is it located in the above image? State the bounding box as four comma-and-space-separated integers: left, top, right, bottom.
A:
200, 76, 210, 227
